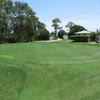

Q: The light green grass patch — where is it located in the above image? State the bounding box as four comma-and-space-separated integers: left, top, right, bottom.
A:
0, 55, 15, 60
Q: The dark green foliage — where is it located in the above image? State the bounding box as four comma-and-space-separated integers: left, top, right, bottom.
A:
58, 30, 67, 39
71, 35, 89, 42
68, 24, 86, 37
90, 33, 97, 41
35, 22, 50, 40
71, 33, 97, 42
52, 18, 62, 37
0, 0, 49, 43
36, 29, 50, 40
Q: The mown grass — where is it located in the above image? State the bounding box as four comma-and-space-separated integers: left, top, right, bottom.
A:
0, 41, 100, 100
0, 67, 26, 100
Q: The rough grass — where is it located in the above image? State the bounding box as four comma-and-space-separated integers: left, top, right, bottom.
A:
0, 41, 100, 100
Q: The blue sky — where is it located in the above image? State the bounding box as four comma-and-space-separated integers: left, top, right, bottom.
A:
16, 0, 100, 32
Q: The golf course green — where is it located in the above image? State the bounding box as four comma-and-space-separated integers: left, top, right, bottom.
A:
0, 41, 100, 100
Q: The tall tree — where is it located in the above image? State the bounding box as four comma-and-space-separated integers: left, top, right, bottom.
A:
0, 0, 49, 43
52, 18, 62, 37
0, 0, 13, 42
65, 22, 75, 32
58, 29, 67, 39
66, 22, 86, 37
13, 1, 38, 42
36, 22, 50, 40
69, 25, 86, 37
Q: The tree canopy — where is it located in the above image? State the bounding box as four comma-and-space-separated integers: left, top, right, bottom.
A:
0, 0, 94, 43
52, 18, 62, 37
66, 22, 86, 37
58, 30, 67, 39
0, 0, 50, 43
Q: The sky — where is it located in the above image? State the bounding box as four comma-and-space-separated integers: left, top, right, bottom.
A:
15, 0, 100, 32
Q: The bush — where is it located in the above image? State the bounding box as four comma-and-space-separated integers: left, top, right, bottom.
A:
90, 33, 96, 41
70, 35, 89, 42
58, 30, 67, 39
37, 30, 50, 40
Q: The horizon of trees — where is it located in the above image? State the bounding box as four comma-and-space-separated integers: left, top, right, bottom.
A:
0, 0, 99, 43
0, 0, 50, 43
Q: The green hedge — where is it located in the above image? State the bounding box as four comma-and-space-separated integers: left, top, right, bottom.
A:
70, 35, 89, 42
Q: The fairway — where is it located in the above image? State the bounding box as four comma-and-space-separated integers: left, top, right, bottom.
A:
0, 41, 100, 100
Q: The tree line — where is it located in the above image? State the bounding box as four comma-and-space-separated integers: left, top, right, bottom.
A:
0, 0, 100, 43
51, 18, 86, 39
0, 0, 49, 43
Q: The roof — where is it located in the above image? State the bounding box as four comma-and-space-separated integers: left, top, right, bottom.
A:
75, 30, 91, 34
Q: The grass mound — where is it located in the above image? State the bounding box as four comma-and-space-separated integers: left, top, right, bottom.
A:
0, 67, 26, 100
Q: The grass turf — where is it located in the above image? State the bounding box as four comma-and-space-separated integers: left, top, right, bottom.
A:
0, 41, 100, 100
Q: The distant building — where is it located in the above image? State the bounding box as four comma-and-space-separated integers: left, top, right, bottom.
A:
75, 30, 91, 42
63, 35, 68, 40
49, 34, 56, 40
71, 30, 93, 42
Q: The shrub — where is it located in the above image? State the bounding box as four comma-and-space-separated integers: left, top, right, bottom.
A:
58, 30, 67, 39
37, 29, 50, 40
90, 33, 96, 41
70, 35, 89, 42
